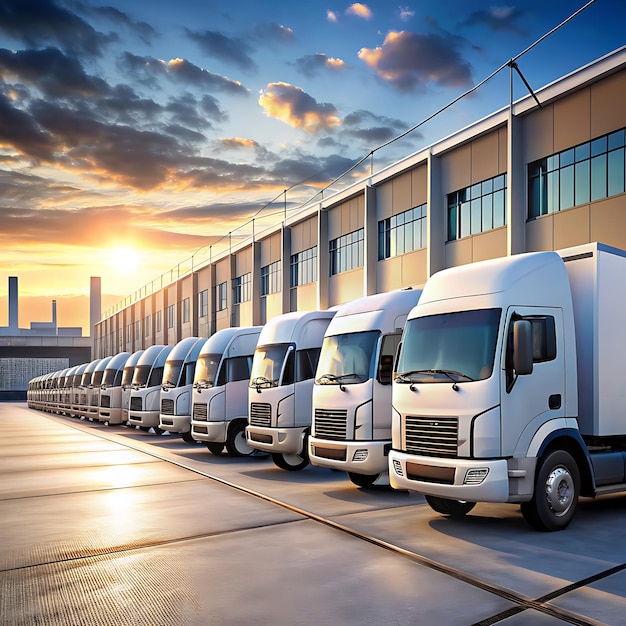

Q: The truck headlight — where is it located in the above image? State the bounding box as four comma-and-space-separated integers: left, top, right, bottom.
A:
352, 449, 368, 462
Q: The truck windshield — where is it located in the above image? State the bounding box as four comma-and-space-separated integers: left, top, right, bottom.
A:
91, 371, 105, 387
250, 344, 290, 388
194, 354, 221, 388
131, 364, 151, 387
316, 330, 379, 385
397, 308, 501, 383
162, 360, 183, 388
102, 369, 117, 387
121, 366, 134, 387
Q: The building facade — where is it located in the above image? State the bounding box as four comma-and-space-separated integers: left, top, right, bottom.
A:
94, 48, 626, 358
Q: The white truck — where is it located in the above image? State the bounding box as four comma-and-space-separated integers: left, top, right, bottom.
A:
119, 349, 144, 425
73, 359, 101, 420
190, 326, 263, 456
128, 345, 172, 434
158, 336, 207, 442
309, 289, 422, 487
246, 310, 336, 470
389, 242, 626, 531
98, 352, 131, 425
85, 356, 113, 421
69, 362, 88, 417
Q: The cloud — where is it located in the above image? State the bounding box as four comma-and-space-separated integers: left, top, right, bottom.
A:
358, 30, 472, 92
346, 3, 373, 19
0, 47, 110, 98
0, 92, 55, 161
399, 6, 415, 22
186, 29, 257, 72
294, 53, 347, 78
341, 109, 414, 146
118, 52, 248, 96
252, 22, 295, 43
258, 82, 341, 133
327, 10, 339, 22
0, 0, 115, 56
89, 5, 158, 45
461, 6, 527, 35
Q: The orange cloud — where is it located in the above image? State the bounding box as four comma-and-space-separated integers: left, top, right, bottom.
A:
258, 82, 340, 133
346, 3, 373, 19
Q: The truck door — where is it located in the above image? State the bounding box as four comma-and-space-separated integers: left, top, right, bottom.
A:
500, 307, 565, 456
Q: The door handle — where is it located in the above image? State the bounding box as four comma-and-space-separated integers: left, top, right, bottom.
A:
549, 394, 561, 410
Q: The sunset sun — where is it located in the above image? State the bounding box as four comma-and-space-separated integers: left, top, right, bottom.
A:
110, 247, 139, 272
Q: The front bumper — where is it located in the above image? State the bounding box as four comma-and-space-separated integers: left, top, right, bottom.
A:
191, 420, 228, 443
128, 411, 160, 428
246, 425, 306, 455
159, 414, 191, 433
388, 450, 510, 502
309, 437, 389, 475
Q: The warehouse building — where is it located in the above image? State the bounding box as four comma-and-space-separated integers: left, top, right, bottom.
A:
94, 47, 626, 358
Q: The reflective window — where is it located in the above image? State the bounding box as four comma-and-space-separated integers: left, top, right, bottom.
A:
378, 204, 427, 260
528, 128, 626, 218
290, 246, 317, 287
447, 175, 507, 240
233, 272, 251, 304
261, 261, 281, 296
329, 228, 364, 275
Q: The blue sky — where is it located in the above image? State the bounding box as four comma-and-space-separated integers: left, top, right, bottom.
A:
0, 0, 624, 329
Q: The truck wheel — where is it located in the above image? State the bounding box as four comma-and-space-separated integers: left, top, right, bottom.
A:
205, 442, 225, 456
348, 472, 380, 488
521, 450, 579, 532
226, 421, 257, 457
271, 450, 309, 471
181, 431, 195, 443
425, 495, 476, 517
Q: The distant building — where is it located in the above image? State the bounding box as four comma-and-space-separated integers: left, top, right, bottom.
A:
0, 277, 97, 401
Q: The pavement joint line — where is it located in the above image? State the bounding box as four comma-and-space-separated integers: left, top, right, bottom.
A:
0, 517, 309, 575
38, 412, 614, 626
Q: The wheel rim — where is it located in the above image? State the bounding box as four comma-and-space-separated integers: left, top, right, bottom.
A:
233, 429, 254, 455
544, 466, 575, 516
282, 453, 305, 467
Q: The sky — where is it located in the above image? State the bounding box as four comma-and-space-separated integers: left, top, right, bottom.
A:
0, 0, 624, 333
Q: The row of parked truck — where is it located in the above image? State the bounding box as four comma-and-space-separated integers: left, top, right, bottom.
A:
28, 242, 626, 531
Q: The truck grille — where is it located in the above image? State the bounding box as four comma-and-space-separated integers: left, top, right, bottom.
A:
130, 396, 142, 412
314, 409, 347, 440
405, 415, 458, 458
90, 396, 98, 406
193, 403, 207, 421
161, 398, 175, 415
249, 402, 271, 427
100, 394, 111, 408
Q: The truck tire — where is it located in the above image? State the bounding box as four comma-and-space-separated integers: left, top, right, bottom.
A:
181, 431, 195, 443
425, 495, 476, 517
271, 450, 309, 471
226, 421, 257, 457
521, 449, 580, 531
348, 472, 381, 488
205, 442, 225, 456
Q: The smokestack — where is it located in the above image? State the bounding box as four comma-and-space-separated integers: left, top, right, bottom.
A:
8, 276, 18, 331
52, 299, 57, 331
90, 276, 101, 338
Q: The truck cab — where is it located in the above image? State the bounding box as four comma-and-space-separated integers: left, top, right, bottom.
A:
128, 345, 172, 434
98, 352, 131, 425
86, 356, 113, 420
74, 359, 101, 420
158, 337, 207, 442
246, 310, 336, 470
389, 242, 626, 531
69, 363, 88, 417
119, 349, 144, 425
191, 326, 262, 456
309, 289, 421, 487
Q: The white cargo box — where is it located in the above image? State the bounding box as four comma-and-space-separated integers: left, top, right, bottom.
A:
559, 242, 626, 437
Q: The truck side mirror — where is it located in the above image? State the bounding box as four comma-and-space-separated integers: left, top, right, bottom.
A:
513, 320, 533, 375
378, 354, 393, 385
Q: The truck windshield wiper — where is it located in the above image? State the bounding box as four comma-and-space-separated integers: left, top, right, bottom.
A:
193, 379, 213, 389
161, 381, 176, 389
396, 369, 474, 389
316, 372, 365, 384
